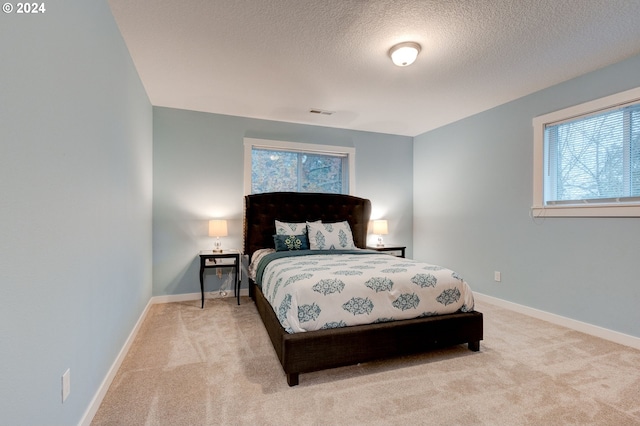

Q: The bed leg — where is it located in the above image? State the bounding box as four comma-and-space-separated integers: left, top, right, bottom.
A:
468, 341, 480, 352
286, 373, 299, 387
249, 281, 255, 300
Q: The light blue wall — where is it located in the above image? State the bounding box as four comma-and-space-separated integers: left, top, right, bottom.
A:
0, 1, 152, 424
153, 107, 413, 296
414, 54, 640, 338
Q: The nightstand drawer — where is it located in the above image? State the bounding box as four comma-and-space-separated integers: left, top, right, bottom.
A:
366, 246, 406, 258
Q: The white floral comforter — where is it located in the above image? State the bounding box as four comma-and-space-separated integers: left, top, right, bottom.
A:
254, 250, 475, 333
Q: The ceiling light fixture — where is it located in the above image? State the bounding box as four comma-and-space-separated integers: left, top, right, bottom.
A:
389, 42, 421, 67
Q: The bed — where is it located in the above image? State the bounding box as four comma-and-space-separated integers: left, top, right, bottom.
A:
244, 191, 483, 386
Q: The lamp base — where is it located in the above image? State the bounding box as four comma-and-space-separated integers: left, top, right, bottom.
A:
212, 248, 223, 253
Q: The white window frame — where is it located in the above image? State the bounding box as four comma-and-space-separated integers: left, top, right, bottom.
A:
532, 86, 640, 217
243, 138, 355, 195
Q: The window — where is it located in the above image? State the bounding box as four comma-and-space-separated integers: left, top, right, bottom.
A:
533, 87, 640, 217
244, 138, 355, 195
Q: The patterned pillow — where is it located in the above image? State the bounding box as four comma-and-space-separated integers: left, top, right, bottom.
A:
307, 221, 356, 250
275, 220, 319, 235
273, 234, 310, 251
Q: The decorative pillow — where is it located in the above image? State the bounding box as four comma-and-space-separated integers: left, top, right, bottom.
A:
273, 234, 310, 251
275, 220, 317, 235
307, 221, 356, 250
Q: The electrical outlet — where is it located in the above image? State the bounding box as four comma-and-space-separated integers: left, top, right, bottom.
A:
62, 368, 70, 403
494, 271, 501, 282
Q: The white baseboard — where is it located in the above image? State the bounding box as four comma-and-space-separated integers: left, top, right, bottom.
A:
474, 292, 640, 351
79, 289, 250, 426
79, 298, 153, 426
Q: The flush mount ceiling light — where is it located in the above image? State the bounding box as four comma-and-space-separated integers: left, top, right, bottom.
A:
389, 42, 421, 67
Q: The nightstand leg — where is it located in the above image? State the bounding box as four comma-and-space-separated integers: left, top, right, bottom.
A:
236, 266, 240, 305
199, 263, 205, 309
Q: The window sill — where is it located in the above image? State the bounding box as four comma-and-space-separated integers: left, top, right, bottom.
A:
531, 204, 640, 218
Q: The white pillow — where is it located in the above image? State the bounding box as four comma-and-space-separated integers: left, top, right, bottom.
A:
307, 221, 356, 250
275, 220, 307, 235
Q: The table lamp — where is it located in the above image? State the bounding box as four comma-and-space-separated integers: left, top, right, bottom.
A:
208, 219, 228, 252
372, 220, 388, 247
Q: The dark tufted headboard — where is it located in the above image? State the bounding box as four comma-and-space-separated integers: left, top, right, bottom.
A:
244, 192, 372, 259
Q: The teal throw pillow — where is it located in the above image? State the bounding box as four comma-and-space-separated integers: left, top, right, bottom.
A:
273, 234, 310, 251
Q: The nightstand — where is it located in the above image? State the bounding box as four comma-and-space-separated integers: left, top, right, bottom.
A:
366, 246, 406, 258
198, 250, 241, 308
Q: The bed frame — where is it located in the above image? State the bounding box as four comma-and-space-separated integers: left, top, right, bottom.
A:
244, 192, 483, 386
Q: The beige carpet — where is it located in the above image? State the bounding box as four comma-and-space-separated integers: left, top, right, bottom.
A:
92, 297, 640, 425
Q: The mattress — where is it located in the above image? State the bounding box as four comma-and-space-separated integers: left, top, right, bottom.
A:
252, 249, 475, 333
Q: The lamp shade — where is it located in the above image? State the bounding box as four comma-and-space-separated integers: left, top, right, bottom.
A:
208, 219, 228, 237
389, 42, 421, 67
372, 220, 388, 235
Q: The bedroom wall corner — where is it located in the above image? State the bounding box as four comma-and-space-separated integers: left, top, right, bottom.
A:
152, 107, 414, 297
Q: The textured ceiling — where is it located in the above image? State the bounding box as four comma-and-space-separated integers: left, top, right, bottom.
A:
108, 0, 640, 137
